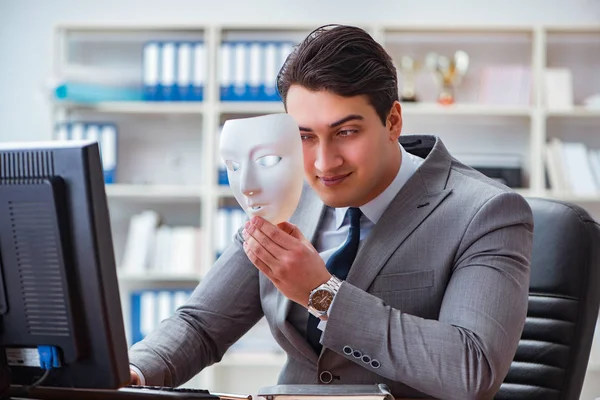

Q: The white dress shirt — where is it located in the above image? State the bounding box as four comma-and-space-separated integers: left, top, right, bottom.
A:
314, 143, 424, 330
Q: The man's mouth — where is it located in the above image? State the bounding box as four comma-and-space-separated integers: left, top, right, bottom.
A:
319, 172, 351, 187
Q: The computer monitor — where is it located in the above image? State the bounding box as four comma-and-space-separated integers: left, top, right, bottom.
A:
0, 140, 130, 393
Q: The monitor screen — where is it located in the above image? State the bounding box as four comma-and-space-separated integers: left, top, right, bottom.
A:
0, 140, 129, 392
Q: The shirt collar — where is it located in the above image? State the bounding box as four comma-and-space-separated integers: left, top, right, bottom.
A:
335, 143, 422, 228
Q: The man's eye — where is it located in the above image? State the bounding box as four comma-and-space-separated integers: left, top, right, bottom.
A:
256, 155, 282, 167
225, 160, 240, 171
300, 134, 313, 141
338, 129, 357, 137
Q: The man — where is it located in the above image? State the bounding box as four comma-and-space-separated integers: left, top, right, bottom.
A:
128, 24, 533, 400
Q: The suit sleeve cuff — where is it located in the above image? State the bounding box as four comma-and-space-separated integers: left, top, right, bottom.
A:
316, 285, 342, 332
130, 364, 146, 386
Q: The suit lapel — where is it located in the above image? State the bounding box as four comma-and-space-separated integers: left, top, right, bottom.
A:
346, 135, 454, 292
276, 183, 324, 363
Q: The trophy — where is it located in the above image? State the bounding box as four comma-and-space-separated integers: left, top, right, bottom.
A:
426, 50, 469, 105
398, 56, 421, 102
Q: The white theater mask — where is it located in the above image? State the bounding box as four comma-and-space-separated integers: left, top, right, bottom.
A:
219, 113, 304, 225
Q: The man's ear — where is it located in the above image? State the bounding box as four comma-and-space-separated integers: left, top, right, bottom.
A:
387, 101, 402, 142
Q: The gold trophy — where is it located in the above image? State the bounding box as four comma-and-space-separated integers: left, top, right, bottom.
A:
426, 50, 469, 105
398, 56, 421, 102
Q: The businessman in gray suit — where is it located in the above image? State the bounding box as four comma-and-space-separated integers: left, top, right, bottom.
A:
128, 24, 533, 400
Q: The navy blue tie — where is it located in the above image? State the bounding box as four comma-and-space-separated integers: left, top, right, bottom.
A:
306, 207, 362, 354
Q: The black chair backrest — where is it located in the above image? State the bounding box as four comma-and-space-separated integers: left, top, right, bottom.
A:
496, 198, 600, 400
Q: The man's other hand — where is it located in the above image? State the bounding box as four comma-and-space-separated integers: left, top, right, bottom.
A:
242, 216, 331, 307
130, 369, 141, 385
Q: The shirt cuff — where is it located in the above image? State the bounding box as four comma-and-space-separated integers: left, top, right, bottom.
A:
130, 364, 146, 386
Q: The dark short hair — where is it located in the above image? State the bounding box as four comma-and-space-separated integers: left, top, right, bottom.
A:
276, 24, 398, 125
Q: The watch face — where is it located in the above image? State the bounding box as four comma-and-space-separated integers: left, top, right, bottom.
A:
311, 289, 333, 312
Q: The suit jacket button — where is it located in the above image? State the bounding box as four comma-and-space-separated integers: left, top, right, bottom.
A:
343, 346, 353, 355
319, 371, 333, 384
371, 359, 381, 369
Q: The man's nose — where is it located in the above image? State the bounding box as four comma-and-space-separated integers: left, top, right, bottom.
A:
314, 142, 342, 172
240, 165, 262, 196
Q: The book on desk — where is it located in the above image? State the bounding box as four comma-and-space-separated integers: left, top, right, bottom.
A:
256, 384, 393, 400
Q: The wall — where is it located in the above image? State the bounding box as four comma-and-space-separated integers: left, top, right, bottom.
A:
0, 0, 599, 142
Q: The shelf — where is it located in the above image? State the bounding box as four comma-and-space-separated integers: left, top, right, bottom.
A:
546, 107, 600, 118
217, 352, 286, 367
524, 190, 600, 203
401, 103, 532, 117
117, 272, 201, 283
510, 189, 600, 204
216, 185, 234, 197
105, 184, 205, 201
543, 193, 600, 203
54, 101, 205, 114
218, 102, 285, 115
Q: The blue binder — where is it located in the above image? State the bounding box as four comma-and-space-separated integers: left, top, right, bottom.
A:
160, 42, 177, 101
130, 289, 193, 345
143, 41, 161, 101
191, 41, 205, 101
55, 122, 118, 184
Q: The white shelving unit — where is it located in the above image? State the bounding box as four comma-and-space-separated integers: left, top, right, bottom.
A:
50, 22, 600, 395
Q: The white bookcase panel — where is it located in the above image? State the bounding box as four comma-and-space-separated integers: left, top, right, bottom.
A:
545, 29, 600, 106
50, 23, 600, 394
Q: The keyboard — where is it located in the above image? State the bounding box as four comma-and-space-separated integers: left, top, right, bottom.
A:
10, 384, 222, 399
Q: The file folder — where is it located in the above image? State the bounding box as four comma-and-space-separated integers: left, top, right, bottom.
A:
130, 289, 193, 345
54, 122, 118, 185
192, 41, 205, 101
220, 41, 234, 101
263, 41, 279, 101
100, 124, 118, 184
143, 42, 160, 101
177, 41, 193, 101
160, 42, 177, 101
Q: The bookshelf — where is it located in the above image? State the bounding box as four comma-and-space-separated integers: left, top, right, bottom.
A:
50, 22, 600, 394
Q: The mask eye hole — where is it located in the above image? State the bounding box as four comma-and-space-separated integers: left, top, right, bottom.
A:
225, 160, 240, 172
256, 155, 282, 167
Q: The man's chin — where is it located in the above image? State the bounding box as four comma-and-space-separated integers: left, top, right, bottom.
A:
309, 182, 354, 208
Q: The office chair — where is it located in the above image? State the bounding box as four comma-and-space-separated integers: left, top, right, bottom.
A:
496, 198, 600, 400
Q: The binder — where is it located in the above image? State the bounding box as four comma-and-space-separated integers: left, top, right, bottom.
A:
100, 124, 118, 184
55, 124, 69, 141
130, 289, 193, 345
192, 41, 205, 101
177, 41, 193, 101
233, 41, 247, 101
262, 42, 279, 101
54, 122, 118, 185
218, 159, 229, 185
143, 41, 160, 101
248, 41, 262, 100
70, 122, 85, 141
160, 42, 177, 101
220, 41, 234, 101
219, 40, 295, 101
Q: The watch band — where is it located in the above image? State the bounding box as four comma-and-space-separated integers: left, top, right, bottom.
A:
308, 275, 343, 319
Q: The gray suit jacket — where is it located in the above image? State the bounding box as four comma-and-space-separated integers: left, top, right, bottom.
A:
128, 135, 533, 400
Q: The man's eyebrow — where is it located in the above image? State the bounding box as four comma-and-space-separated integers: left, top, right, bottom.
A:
298, 114, 365, 132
